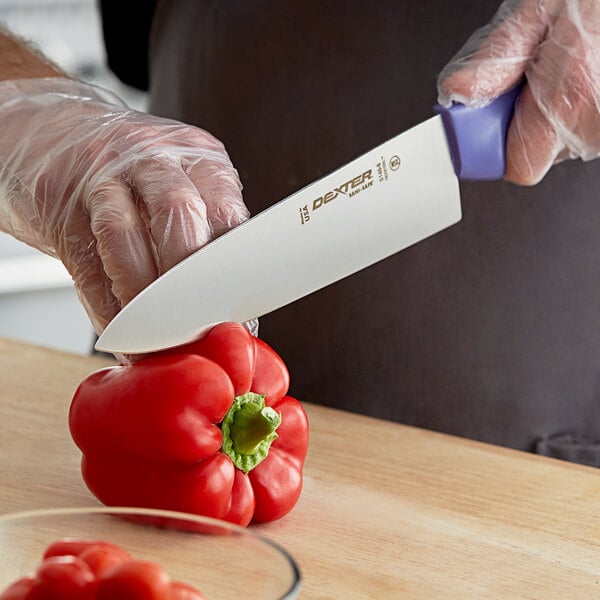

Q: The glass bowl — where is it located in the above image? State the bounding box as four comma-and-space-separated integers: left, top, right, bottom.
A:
0, 507, 300, 599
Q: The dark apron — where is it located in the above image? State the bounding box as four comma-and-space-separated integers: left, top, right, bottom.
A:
146, 0, 600, 465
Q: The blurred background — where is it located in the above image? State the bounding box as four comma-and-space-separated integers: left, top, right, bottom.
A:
0, 0, 147, 354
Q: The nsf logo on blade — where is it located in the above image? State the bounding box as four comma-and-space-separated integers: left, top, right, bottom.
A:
390, 155, 401, 171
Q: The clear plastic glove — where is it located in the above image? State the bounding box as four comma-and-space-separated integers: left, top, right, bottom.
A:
0, 77, 249, 334
437, 0, 600, 185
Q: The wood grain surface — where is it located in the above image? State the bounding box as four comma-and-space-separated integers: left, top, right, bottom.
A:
1, 337, 599, 599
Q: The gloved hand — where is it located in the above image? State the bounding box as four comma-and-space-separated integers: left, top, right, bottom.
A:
0, 77, 249, 334
437, 0, 600, 185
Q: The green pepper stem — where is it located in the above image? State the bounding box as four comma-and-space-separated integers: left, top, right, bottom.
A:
221, 392, 282, 473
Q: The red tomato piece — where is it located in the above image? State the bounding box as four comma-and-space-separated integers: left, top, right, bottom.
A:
0, 577, 35, 600
43, 539, 101, 559
78, 543, 132, 578
43, 538, 130, 560
2, 540, 210, 600
33, 556, 95, 599
95, 560, 170, 600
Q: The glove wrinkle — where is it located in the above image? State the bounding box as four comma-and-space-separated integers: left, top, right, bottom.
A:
0, 77, 249, 336
437, 0, 600, 185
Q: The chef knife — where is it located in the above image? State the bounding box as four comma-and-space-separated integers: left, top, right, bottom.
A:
96, 86, 520, 354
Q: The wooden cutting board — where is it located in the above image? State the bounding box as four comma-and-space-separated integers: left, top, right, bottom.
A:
1, 337, 599, 599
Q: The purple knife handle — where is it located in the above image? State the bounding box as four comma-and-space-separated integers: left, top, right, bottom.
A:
433, 85, 521, 181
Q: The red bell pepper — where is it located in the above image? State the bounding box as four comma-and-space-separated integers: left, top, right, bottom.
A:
68, 323, 309, 527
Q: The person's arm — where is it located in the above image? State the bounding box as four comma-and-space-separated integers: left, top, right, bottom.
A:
0, 27, 64, 79
437, 0, 600, 185
0, 27, 249, 336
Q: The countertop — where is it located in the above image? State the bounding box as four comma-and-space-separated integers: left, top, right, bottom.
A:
1, 337, 599, 598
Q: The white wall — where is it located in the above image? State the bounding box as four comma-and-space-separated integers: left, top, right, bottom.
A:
0, 0, 148, 354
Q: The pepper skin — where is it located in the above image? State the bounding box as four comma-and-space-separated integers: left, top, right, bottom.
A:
0, 538, 207, 600
69, 323, 309, 527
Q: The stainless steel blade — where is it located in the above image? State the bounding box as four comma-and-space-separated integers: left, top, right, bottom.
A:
96, 115, 461, 353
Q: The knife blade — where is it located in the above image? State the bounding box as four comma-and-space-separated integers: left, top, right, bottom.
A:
96, 87, 519, 354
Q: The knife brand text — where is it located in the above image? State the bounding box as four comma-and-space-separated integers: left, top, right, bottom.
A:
311, 169, 373, 213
